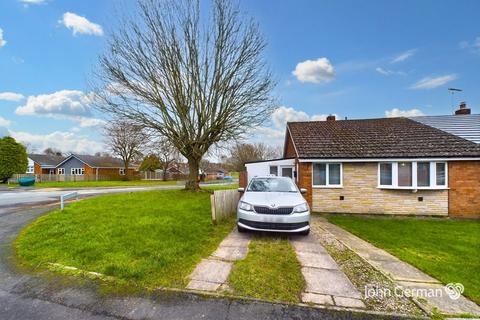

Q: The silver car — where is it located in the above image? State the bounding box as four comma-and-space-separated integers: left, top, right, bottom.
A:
237, 176, 310, 235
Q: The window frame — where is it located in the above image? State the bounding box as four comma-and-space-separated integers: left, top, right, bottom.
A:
71, 168, 84, 176
26, 166, 34, 174
377, 161, 448, 190
58, 168, 65, 175
312, 162, 343, 188
119, 168, 126, 175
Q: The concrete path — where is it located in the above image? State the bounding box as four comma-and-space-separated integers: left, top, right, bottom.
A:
290, 234, 366, 309
316, 218, 480, 316
187, 230, 251, 292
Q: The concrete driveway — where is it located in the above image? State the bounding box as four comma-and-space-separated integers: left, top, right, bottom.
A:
0, 188, 410, 320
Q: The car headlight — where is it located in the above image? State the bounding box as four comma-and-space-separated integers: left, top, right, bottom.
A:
293, 202, 309, 213
239, 201, 253, 211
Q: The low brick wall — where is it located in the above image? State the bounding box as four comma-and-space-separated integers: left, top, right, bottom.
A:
311, 162, 448, 216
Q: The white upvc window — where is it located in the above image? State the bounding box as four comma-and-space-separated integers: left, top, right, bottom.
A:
312, 163, 342, 188
378, 161, 447, 189
119, 168, 126, 175
26, 166, 34, 174
71, 168, 84, 175
58, 168, 65, 175
269, 165, 278, 176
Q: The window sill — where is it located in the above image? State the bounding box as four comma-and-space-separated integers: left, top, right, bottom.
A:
313, 185, 343, 189
378, 186, 449, 191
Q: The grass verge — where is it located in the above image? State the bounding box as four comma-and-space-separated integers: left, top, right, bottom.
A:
27, 180, 179, 188
327, 215, 480, 304
228, 237, 305, 303
15, 189, 234, 289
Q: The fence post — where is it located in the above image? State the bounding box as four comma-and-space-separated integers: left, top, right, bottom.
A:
210, 194, 217, 225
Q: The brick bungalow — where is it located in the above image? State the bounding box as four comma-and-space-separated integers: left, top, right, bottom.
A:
244, 114, 480, 218
27, 154, 65, 175
56, 154, 138, 180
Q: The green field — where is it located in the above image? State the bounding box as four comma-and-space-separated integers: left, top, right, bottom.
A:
328, 215, 480, 304
15, 189, 234, 288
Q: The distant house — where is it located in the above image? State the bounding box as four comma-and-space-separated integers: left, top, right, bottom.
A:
56, 154, 137, 180
27, 154, 65, 175
244, 104, 480, 219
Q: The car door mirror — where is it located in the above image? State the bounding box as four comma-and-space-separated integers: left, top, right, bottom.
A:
300, 188, 307, 194
237, 187, 245, 193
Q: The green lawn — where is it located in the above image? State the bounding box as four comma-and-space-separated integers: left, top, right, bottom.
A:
28, 180, 180, 188
228, 237, 305, 303
327, 215, 480, 304
15, 189, 234, 289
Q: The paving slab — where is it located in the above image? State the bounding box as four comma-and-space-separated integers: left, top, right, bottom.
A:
189, 259, 232, 284
186, 280, 221, 291
219, 236, 250, 248
302, 267, 361, 299
290, 239, 328, 254
333, 297, 366, 309
296, 251, 338, 269
301, 293, 334, 305
211, 246, 248, 261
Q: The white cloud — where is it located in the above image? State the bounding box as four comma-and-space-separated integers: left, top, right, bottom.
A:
385, 108, 424, 118
15, 90, 104, 127
252, 106, 337, 145
0, 92, 25, 101
0, 116, 11, 127
19, 0, 45, 4
459, 37, 480, 53
0, 28, 6, 48
375, 67, 406, 76
410, 74, 457, 90
10, 130, 105, 154
391, 49, 416, 63
61, 12, 103, 36
292, 58, 335, 84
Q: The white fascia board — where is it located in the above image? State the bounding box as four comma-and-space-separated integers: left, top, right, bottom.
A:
298, 157, 480, 163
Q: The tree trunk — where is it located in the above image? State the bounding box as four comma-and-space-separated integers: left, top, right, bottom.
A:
162, 165, 168, 181
185, 158, 200, 191
124, 161, 129, 181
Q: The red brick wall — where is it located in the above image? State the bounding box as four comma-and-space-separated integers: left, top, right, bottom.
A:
297, 161, 312, 208
239, 171, 247, 188
34, 163, 42, 175
448, 161, 480, 218
284, 131, 297, 158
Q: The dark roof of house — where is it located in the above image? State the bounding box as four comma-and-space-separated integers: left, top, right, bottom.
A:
411, 114, 480, 144
286, 117, 480, 159
28, 154, 65, 167
65, 154, 136, 168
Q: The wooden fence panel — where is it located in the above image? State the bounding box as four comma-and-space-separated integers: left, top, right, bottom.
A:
211, 189, 240, 224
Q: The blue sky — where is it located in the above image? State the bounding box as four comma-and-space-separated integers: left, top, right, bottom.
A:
0, 0, 479, 154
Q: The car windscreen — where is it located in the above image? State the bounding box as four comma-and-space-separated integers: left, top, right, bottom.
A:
247, 178, 298, 192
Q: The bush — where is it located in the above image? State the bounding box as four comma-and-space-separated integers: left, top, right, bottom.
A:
0, 136, 28, 182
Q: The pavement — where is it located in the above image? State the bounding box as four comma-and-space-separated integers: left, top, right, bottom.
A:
315, 217, 480, 316
0, 188, 412, 320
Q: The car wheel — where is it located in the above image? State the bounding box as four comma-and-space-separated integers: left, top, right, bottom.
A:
299, 228, 310, 236
237, 225, 247, 233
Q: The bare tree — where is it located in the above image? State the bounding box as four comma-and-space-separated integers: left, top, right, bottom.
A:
104, 120, 146, 179
43, 148, 63, 156
93, 0, 275, 190
224, 142, 281, 172
151, 136, 180, 181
